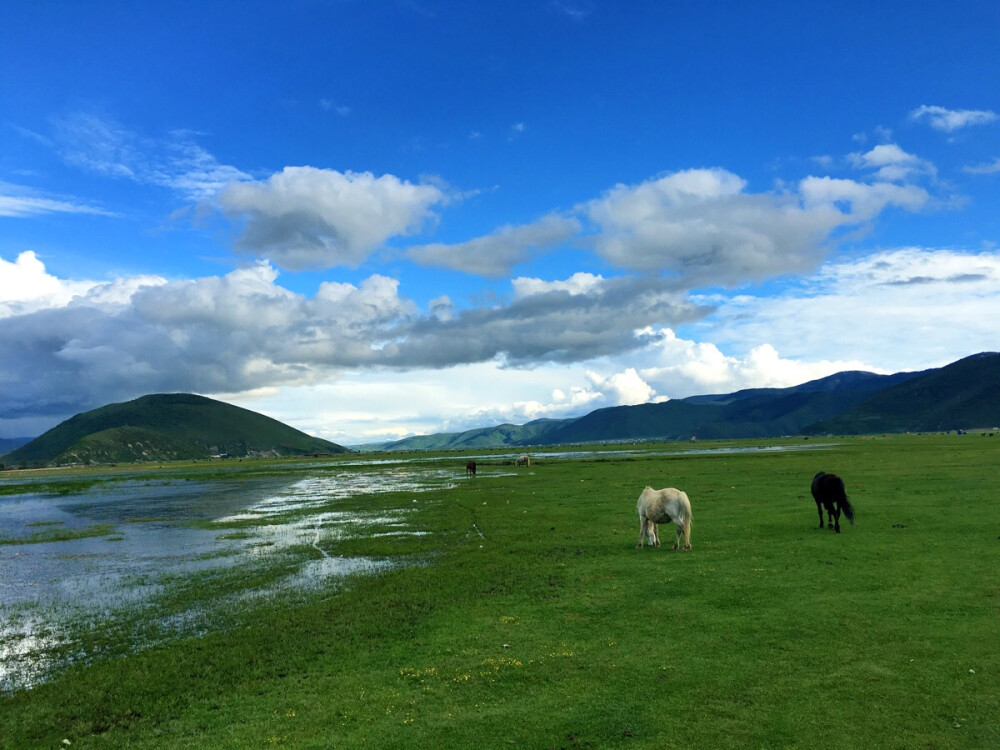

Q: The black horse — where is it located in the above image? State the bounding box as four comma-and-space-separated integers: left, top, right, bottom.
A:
811, 471, 855, 533
466, 460, 477, 476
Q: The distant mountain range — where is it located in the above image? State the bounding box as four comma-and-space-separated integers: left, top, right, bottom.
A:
2, 393, 347, 467
3, 353, 997, 466
364, 352, 1000, 451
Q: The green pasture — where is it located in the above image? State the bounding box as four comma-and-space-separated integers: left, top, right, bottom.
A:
1, 434, 998, 748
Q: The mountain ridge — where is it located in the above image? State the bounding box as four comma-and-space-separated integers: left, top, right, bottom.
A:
363, 353, 998, 450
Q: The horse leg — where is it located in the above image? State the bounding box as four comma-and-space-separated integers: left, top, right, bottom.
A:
816, 500, 825, 529
636, 517, 647, 549
833, 504, 841, 533
649, 520, 659, 547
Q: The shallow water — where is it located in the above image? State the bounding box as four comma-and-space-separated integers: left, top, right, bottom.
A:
0, 465, 458, 691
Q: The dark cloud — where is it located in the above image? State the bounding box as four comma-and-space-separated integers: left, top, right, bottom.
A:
0, 266, 711, 427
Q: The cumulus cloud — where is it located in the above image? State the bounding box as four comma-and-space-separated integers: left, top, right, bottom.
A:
511, 271, 605, 299
407, 213, 580, 276
576, 156, 942, 285
634, 331, 877, 399
216, 167, 448, 270
580, 168, 844, 283
798, 176, 930, 221
0, 251, 162, 317
847, 143, 937, 182
909, 105, 998, 132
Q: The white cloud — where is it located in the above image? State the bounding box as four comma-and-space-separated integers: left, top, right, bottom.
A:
586, 367, 658, 405
909, 105, 998, 133
581, 168, 844, 283
798, 176, 930, 220
0, 251, 161, 317
847, 143, 936, 182
696, 247, 1000, 372
51, 112, 251, 201
216, 167, 448, 269
634, 331, 876, 399
511, 271, 604, 299
0, 179, 113, 219
963, 157, 1000, 175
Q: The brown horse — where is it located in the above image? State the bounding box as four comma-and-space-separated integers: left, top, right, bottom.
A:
466, 460, 477, 476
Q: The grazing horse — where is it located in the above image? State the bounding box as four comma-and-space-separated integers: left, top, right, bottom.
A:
466, 460, 477, 476
516, 454, 530, 467
811, 471, 855, 533
636, 486, 692, 551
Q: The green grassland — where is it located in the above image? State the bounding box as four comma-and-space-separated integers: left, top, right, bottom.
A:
1, 435, 998, 748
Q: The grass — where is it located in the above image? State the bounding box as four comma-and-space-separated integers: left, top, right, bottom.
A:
1, 435, 998, 748
0, 523, 118, 546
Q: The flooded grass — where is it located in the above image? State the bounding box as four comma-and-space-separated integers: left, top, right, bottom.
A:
0, 523, 118, 546
0, 455, 462, 693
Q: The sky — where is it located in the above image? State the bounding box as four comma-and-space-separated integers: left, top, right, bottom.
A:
1, 0, 999, 446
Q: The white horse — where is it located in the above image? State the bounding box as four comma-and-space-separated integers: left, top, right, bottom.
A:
516, 454, 531, 467
636, 486, 692, 551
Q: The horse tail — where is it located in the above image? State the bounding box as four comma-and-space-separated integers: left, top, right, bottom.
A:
841, 494, 855, 525
829, 474, 854, 525
681, 492, 693, 548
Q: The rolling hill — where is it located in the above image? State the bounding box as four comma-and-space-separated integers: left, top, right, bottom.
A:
371, 352, 999, 450
3, 393, 348, 467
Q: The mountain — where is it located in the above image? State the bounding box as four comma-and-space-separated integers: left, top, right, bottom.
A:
806, 352, 1000, 434
376, 418, 572, 452
369, 353, 998, 450
3, 393, 348, 467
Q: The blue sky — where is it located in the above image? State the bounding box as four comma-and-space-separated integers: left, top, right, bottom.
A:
2, 0, 998, 445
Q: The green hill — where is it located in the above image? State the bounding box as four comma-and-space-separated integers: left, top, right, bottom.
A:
5, 393, 348, 467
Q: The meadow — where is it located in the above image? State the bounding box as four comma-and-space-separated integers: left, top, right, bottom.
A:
0, 434, 997, 748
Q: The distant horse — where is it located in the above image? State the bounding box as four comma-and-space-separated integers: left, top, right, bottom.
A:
636, 486, 692, 551
516, 454, 530, 467
466, 460, 477, 476
811, 471, 855, 533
